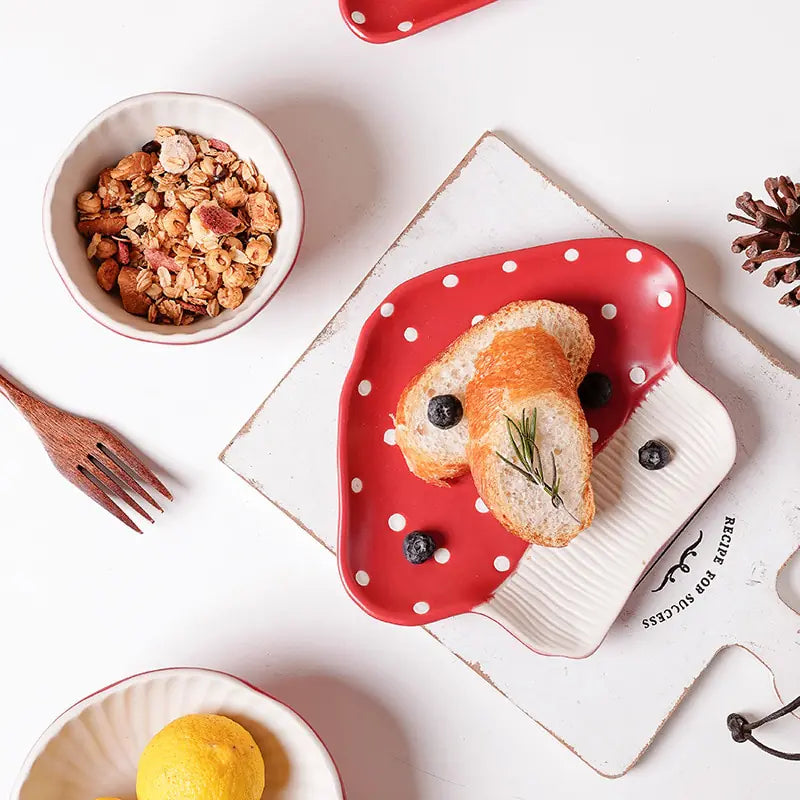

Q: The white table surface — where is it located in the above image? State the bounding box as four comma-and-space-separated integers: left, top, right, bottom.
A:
2, 2, 799, 798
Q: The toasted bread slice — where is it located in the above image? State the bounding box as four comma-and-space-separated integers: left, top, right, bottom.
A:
395, 300, 594, 486
466, 327, 595, 546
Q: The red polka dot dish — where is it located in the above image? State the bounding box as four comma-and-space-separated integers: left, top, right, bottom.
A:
337, 239, 736, 658
340, 0, 497, 44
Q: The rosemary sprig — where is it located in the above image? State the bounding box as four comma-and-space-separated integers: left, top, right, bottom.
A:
495, 408, 579, 523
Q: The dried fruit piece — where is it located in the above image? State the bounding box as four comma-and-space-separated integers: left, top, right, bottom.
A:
188, 201, 222, 251
144, 247, 180, 273
117, 267, 151, 316
208, 138, 230, 152
117, 240, 130, 265
96, 258, 120, 292
197, 202, 240, 235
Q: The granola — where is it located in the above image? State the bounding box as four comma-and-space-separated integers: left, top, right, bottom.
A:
74, 127, 280, 326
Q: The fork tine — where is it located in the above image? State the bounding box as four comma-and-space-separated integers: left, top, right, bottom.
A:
84, 460, 155, 524
96, 439, 172, 500
75, 466, 141, 533
89, 451, 163, 512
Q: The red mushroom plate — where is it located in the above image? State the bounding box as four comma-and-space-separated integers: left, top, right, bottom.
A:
337, 239, 736, 658
339, 0, 497, 44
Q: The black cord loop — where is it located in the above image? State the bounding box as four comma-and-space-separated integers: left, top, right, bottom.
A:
727, 693, 800, 760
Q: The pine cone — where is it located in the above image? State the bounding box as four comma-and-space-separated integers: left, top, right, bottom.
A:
728, 176, 800, 307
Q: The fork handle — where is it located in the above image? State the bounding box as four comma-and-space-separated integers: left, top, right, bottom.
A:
0, 370, 45, 417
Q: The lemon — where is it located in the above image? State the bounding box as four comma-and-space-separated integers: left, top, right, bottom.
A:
136, 714, 265, 800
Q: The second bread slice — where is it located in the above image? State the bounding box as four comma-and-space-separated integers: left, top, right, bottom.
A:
466, 327, 595, 546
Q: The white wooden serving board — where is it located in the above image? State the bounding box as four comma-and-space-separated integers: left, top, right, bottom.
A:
221, 133, 800, 776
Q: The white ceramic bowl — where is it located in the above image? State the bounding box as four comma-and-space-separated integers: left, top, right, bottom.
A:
44, 93, 304, 344
12, 668, 345, 799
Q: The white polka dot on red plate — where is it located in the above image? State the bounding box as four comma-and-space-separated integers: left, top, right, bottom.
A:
398, 20, 413, 32
358, 380, 372, 395
388, 513, 406, 532
351, 477, 363, 493
404, 327, 418, 342
589, 427, 599, 444
380, 302, 394, 317
502, 260, 518, 273
355, 570, 370, 586
629, 366, 646, 385
471, 314, 485, 325
657, 291, 673, 308
351, 10, 366, 23
626, 248, 643, 263
442, 274, 459, 288
601, 303, 617, 320
434, 548, 450, 564
475, 498, 489, 513
383, 429, 396, 446
413, 601, 429, 614
564, 248, 579, 262
494, 556, 511, 572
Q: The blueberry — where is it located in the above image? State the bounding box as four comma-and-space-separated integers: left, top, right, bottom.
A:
638, 440, 671, 470
403, 531, 437, 564
427, 394, 463, 429
578, 372, 613, 409
141, 140, 161, 154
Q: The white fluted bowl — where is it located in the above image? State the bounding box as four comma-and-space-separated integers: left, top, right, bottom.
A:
44, 92, 304, 344
12, 668, 344, 800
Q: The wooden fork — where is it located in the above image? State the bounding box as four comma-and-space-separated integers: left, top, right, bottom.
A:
0, 369, 172, 532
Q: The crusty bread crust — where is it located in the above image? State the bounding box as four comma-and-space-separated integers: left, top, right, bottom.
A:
466, 328, 595, 546
395, 300, 594, 486
394, 382, 467, 487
